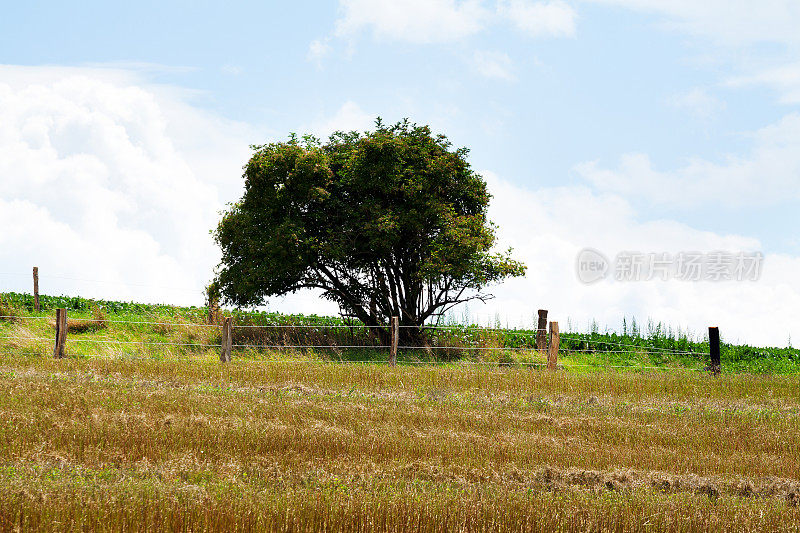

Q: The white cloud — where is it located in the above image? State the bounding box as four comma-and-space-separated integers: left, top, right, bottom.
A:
331, 0, 575, 46
0, 65, 256, 305
307, 39, 332, 66
727, 62, 800, 105
476, 172, 800, 347
498, 0, 576, 38
0, 76, 363, 317
574, 113, 800, 208
667, 87, 725, 120
307, 101, 375, 138
322, 0, 577, 63
334, 0, 488, 44
583, 0, 800, 47
471, 50, 516, 80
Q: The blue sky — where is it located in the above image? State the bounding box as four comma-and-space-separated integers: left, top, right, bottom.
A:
2, 1, 800, 345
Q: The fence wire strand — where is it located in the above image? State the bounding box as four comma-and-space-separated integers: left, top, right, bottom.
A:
1, 313, 710, 371
0, 334, 697, 357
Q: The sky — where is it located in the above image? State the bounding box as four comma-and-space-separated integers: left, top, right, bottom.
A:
1, 0, 800, 346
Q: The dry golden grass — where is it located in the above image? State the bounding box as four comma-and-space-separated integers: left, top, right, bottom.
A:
62, 306, 109, 334
0, 354, 798, 531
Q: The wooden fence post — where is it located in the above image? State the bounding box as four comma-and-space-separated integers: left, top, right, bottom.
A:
708, 326, 720, 375
547, 321, 559, 370
53, 308, 67, 358
389, 316, 399, 366
220, 316, 232, 363
33, 267, 40, 313
536, 309, 548, 352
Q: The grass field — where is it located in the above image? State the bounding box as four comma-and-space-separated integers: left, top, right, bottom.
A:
0, 356, 799, 531
1, 294, 799, 531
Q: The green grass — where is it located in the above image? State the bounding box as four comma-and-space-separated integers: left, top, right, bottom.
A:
2, 291, 798, 373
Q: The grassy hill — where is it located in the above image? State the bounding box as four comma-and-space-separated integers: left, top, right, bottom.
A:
1, 292, 799, 530
1, 291, 798, 373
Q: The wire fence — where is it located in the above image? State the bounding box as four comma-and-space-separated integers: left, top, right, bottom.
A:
0, 311, 712, 370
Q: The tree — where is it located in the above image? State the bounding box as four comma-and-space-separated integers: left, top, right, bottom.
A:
212, 120, 525, 342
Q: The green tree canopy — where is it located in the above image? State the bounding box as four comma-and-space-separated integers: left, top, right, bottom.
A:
212, 120, 525, 340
